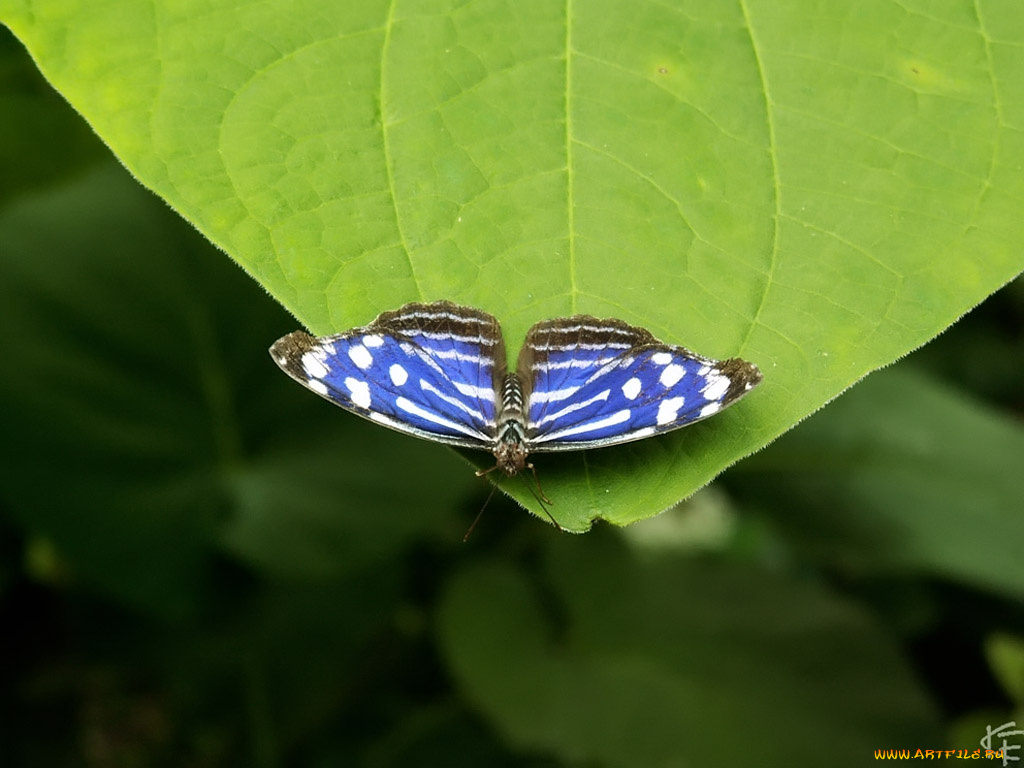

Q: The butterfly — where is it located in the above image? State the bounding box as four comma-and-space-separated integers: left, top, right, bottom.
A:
270, 301, 762, 517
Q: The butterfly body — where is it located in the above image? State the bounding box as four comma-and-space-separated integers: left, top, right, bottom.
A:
493, 372, 531, 474
270, 301, 762, 476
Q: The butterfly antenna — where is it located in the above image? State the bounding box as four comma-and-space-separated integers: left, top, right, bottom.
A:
464, 479, 499, 542
473, 462, 561, 532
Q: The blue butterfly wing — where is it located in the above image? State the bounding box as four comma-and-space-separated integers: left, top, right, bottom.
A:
519, 316, 761, 451
270, 301, 505, 449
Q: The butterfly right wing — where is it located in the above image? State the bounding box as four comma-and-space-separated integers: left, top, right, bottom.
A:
270, 301, 506, 449
518, 315, 761, 451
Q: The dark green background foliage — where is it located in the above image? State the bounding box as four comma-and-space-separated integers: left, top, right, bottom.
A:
1, 3, 1024, 766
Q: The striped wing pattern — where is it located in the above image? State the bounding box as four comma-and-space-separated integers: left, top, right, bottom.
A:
518, 316, 762, 451
271, 301, 762, 470
270, 302, 505, 449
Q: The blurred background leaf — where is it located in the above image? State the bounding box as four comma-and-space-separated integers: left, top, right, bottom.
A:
439, 533, 942, 767
0, 159, 477, 614
733, 366, 1024, 598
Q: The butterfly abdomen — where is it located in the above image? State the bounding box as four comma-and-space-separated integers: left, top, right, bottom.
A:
499, 373, 524, 419
492, 373, 529, 474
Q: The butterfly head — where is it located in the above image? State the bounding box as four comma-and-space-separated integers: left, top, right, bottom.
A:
492, 434, 529, 476
485, 426, 558, 526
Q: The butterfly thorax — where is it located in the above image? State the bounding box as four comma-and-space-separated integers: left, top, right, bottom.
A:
493, 373, 529, 475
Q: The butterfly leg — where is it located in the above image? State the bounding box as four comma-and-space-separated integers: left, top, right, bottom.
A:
474, 463, 500, 479
526, 462, 553, 506
475, 463, 563, 532
524, 479, 565, 532
524, 464, 562, 532
520, 472, 562, 532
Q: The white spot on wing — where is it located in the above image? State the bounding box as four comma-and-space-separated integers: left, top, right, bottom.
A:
652, 352, 672, 365
389, 364, 408, 386
699, 402, 721, 418
529, 385, 581, 405
535, 322, 637, 337
533, 390, 611, 428
363, 334, 384, 348
656, 396, 686, 425
420, 380, 487, 422
621, 377, 642, 400
302, 351, 329, 379
534, 357, 619, 371
348, 344, 373, 369
536, 409, 632, 441
370, 412, 401, 428
453, 381, 495, 403
405, 329, 497, 345
395, 397, 489, 439
309, 380, 329, 396
345, 377, 371, 409
583, 358, 630, 386
660, 364, 684, 387
531, 341, 631, 351
702, 373, 729, 401
431, 348, 490, 365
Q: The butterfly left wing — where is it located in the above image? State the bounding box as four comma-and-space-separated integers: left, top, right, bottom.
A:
270, 301, 506, 449
518, 315, 762, 451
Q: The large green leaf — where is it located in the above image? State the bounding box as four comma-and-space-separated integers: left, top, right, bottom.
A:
3, 0, 1022, 528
